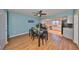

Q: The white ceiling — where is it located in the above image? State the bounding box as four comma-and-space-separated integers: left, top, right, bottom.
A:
8, 9, 71, 16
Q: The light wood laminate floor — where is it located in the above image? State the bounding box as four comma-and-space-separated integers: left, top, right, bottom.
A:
4, 33, 79, 50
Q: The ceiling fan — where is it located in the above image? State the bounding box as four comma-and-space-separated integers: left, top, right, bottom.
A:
32, 10, 47, 17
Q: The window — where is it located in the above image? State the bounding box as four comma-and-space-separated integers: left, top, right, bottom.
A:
52, 20, 61, 25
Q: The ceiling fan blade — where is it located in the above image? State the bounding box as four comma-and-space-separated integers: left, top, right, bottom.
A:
32, 12, 38, 16
41, 13, 47, 15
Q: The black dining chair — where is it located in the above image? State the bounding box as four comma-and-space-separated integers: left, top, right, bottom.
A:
29, 27, 38, 40
40, 28, 48, 45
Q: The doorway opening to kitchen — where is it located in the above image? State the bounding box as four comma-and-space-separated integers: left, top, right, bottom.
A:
41, 18, 63, 36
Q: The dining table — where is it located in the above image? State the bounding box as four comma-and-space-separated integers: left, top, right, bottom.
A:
29, 27, 48, 47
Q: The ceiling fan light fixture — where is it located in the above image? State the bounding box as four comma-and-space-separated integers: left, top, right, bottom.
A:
38, 14, 40, 16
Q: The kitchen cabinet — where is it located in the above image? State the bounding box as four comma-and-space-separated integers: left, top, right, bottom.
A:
63, 28, 73, 40
67, 16, 73, 23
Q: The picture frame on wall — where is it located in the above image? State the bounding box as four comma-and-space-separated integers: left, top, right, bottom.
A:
28, 20, 34, 23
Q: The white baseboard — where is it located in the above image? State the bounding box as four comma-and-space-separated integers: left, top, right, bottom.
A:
9, 32, 29, 38
73, 40, 79, 48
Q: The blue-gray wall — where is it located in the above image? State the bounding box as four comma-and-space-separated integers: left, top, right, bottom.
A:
8, 12, 39, 37
8, 10, 74, 37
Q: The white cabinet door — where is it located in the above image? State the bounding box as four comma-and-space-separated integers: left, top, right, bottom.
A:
63, 28, 73, 40
0, 10, 7, 49
67, 16, 73, 23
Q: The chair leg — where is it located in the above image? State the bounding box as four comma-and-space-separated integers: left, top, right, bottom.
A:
45, 35, 48, 43
47, 34, 48, 40
46, 36, 48, 40
45, 37, 47, 43
29, 30, 31, 36
42, 38, 44, 45
38, 37, 40, 47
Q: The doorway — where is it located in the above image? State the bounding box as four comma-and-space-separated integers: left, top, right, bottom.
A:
41, 18, 62, 36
